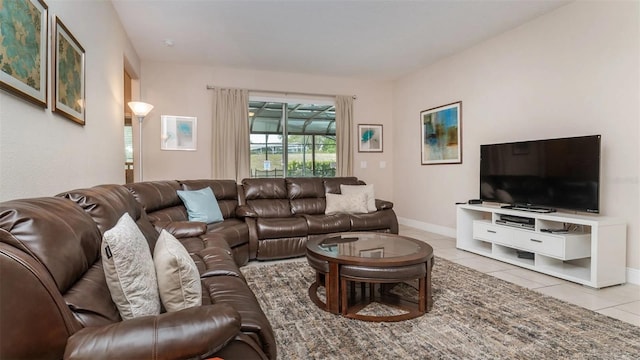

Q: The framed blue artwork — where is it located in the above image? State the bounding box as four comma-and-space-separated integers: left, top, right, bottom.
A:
420, 101, 462, 165
161, 115, 197, 151
358, 124, 383, 152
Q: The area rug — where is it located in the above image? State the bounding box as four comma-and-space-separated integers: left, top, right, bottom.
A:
241, 258, 640, 359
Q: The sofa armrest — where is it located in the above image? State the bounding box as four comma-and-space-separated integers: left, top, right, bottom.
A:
375, 199, 394, 210
64, 304, 240, 360
154, 220, 207, 238
236, 204, 258, 218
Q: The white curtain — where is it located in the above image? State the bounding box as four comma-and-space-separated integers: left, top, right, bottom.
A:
335, 95, 354, 176
211, 88, 250, 181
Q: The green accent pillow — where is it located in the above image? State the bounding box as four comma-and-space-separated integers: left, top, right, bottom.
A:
177, 187, 224, 224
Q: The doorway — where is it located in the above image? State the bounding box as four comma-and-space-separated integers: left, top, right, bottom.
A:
124, 70, 134, 183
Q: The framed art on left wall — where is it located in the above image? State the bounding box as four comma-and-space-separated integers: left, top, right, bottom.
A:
0, 0, 49, 107
53, 16, 86, 125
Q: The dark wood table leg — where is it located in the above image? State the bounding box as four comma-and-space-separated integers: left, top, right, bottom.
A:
341, 277, 348, 315
418, 275, 426, 312
426, 258, 433, 312
327, 262, 340, 314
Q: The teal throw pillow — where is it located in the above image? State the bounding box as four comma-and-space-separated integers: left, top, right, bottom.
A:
176, 187, 224, 224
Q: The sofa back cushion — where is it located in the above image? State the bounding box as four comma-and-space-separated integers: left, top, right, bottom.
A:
286, 177, 326, 215
0, 197, 101, 295
126, 181, 188, 223
241, 178, 292, 217
180, 179, 239, 219
323, 177, 362, 194
1, 242, 78, 360
0, 198, 121, 330
61, 184, 159, 252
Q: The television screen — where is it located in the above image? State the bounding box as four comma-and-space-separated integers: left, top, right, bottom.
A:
480, 135, 601, 213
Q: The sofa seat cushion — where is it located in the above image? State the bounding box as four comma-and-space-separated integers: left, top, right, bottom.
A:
64, 260, 122, 327
349, 212, 393, 231
193, 244, 243, 278
301, 213, 351, 234
255, 217, 307, 239
146, 205, 189, 223
154, 220, 207, 239
205, 218, 250, 249
201, 275, 277, 359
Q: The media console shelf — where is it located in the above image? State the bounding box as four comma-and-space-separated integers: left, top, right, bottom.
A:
456, 204, 627, 288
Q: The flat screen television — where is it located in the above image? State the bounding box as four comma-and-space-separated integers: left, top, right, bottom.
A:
480, 135, 601, 213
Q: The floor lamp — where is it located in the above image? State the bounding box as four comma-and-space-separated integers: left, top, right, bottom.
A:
128, 101, 154, 181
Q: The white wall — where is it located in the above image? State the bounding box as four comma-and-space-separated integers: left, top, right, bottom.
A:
0, 0, 139, 201
139, 64, 395, 200
393, 1, 640, 271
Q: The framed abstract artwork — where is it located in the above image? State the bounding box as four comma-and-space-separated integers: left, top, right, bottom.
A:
358, 124, 383, 152
0, 0, 48, 107
53, 16, 85, 125
420, 101, 462, 165
161, 115, 197, 151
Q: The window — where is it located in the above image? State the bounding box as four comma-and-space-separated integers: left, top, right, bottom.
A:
249, 100, 336, 178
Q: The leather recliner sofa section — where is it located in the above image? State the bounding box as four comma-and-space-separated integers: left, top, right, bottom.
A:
125, 180, 251, 266
238, 177, 398, 260
0, 185, 275, 360
0, 176, 397, 359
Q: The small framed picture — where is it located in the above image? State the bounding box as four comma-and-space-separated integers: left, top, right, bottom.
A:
358, 124, 383, 152
161, 115, 197, 151
53, 16, 86, 125
359, 247, 384, 258
0, 0, 49, 107
420, 101, 462, 165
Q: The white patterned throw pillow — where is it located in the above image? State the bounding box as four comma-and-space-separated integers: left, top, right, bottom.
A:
102, 213, 161, 320
340, 184, 376, 213
154, 230, 202, 312
325, 192, 368, 215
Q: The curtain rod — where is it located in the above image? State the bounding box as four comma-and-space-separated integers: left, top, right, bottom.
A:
206, 85, 357, 100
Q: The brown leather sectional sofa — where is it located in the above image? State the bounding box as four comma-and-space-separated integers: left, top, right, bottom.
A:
0, 177, 397, 359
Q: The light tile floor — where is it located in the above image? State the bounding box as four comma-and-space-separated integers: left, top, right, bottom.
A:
399, 224, 640, 327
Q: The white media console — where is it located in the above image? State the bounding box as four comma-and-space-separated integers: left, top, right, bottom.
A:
456, 204, 627, 288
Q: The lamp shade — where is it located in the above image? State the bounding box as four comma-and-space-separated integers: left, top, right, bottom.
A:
128, 101, 154, 117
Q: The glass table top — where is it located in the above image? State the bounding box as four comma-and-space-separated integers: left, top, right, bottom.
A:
310, 232, 430, 259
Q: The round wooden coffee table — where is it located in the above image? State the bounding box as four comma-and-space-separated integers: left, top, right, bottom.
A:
306, 232, 434, 322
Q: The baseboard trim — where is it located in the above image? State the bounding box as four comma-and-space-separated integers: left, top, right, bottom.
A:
397, 217, 456, 238
398, 217, 640, 286
627, 267, 640, 285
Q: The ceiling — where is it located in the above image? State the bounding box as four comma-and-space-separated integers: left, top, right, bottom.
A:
111, 0, 570, 80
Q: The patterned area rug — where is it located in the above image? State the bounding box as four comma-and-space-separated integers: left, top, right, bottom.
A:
241, 258, 640, 359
